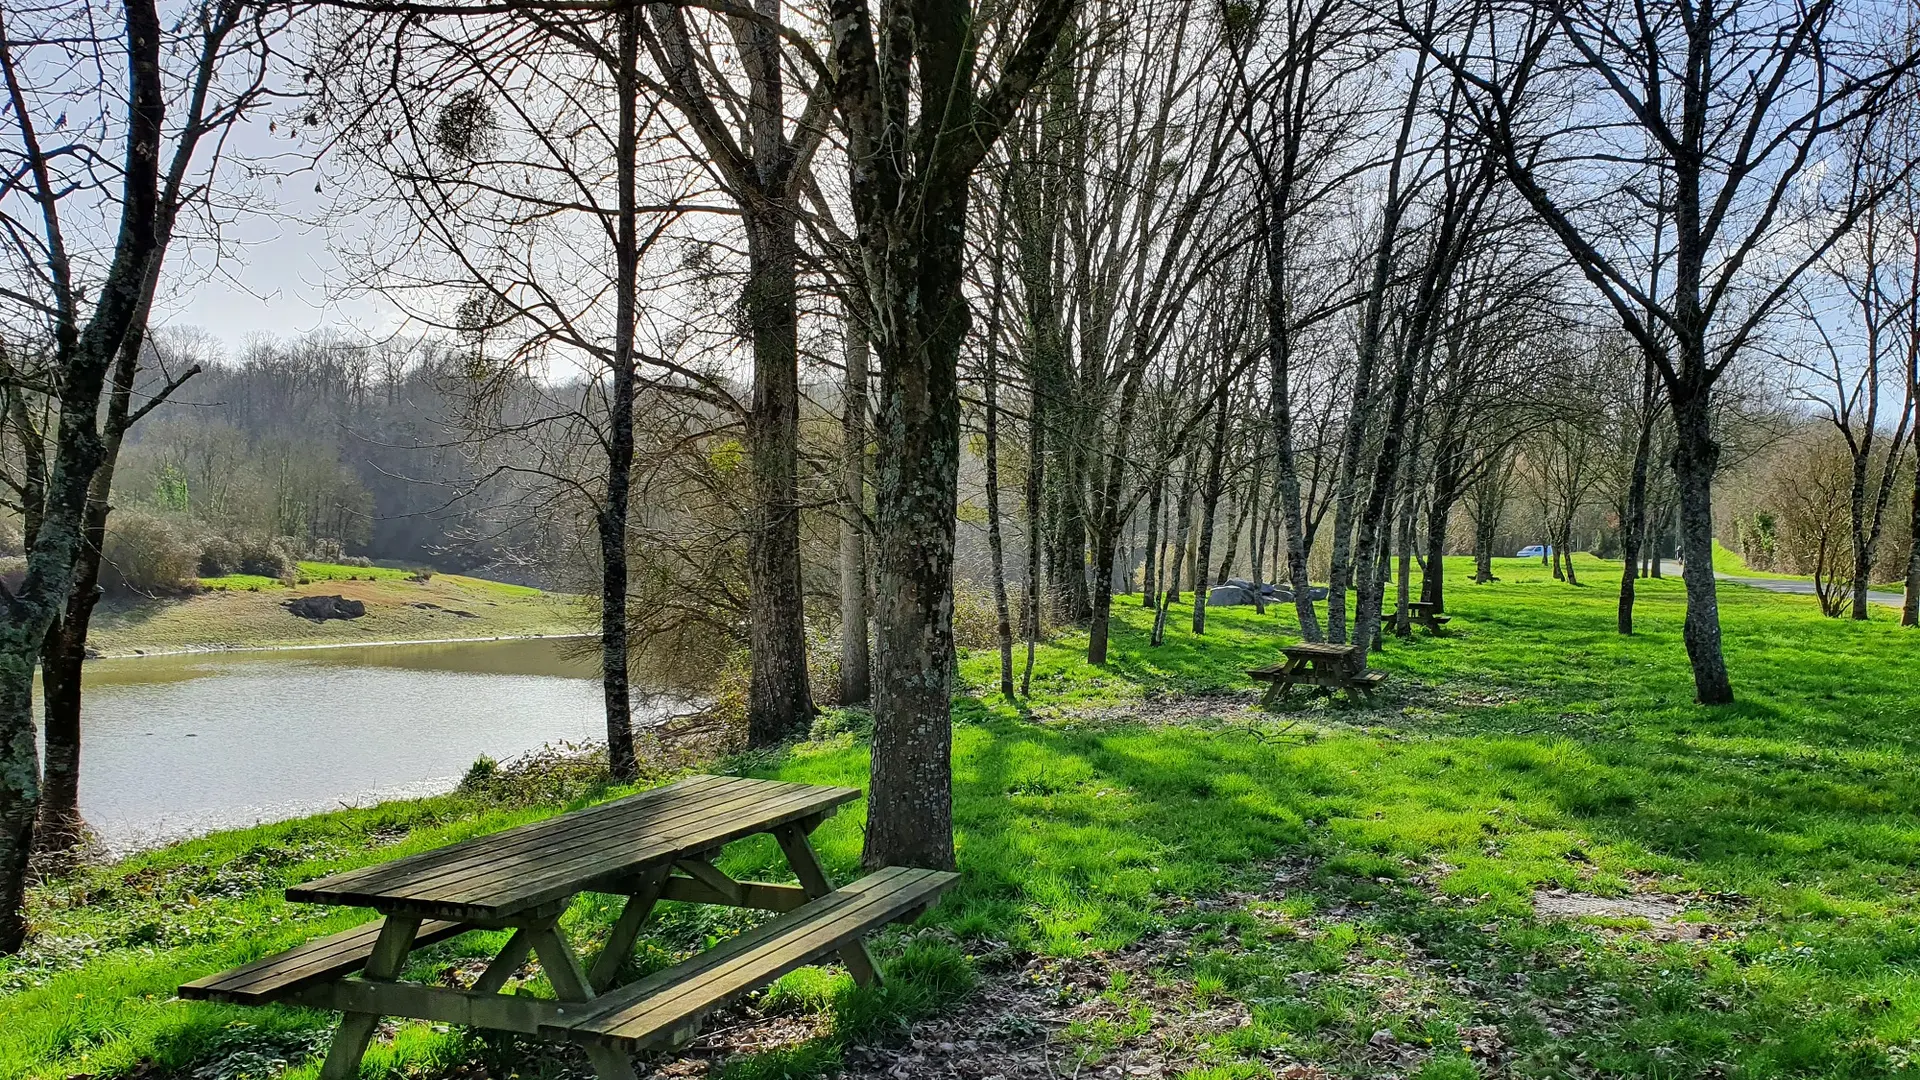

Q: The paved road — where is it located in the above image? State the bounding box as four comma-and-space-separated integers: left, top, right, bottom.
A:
1659, 561, 1904, 607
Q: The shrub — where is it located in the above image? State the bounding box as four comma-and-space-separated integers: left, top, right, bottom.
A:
342, 555, 373, 568
456, 742, 613, 805
308, 537, 346, 563
236, 535, 298, 584
0, 518, 23, 557
197, 534, 241, 577
101, 511, 200, 594
951, 581, 1005, 650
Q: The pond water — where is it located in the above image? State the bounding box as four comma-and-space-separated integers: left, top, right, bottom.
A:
42, 638, 688, 851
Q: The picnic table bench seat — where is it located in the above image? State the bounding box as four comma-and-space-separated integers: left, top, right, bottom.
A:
179, 918, 468, 1006
556, 866, 956, 1051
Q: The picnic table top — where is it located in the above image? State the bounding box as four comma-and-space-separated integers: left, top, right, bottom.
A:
1408, 600, 1438, 611
1281, 641, 1364, 659
287, 774, 858, 922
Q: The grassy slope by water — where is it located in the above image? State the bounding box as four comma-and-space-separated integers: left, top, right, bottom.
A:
85, 563, 582, 655
5, 557, 1920, 1080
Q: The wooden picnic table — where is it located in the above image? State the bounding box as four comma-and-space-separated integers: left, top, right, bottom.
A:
179, 774, 956, 1080
1247, 641, 1386, 705
1406, 600, 1452, 631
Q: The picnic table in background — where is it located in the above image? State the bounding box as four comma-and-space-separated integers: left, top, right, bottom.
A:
180, 775, 957, 1080
1407, 601, 1452, 632
1247, 641, 1386, 705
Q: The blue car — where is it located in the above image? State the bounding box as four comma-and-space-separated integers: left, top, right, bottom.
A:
1515, 544, 1553, 558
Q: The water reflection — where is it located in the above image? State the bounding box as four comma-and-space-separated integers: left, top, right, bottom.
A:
45, 638, 683, 851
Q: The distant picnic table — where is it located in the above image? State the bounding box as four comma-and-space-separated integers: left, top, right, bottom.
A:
180, 775, 956, 1080
1407, 600, 1452, 632
1248, 641, 1385, 705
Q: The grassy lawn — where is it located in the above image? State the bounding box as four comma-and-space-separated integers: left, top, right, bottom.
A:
88, 566, 580, 654
1710, 541, 1812, 581
5, 555, 1920, 1079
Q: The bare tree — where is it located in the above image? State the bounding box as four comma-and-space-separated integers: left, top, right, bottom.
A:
0, 0, 180, 954
30, 0, 273, 856
638, 1, 826, 743
1796, 78, 1919, 620
1421, 0, 1919, 702
315, 5, 707, 780
838, 299, 871, 701
829, 0, 1077, 869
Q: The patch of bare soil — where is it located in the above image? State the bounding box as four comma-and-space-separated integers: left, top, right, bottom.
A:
832, 945, 1245, 1080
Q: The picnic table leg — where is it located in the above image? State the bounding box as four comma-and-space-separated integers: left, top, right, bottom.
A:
469, 929, 532, 995
525, 924, 639, 1080
773, 825, 881, 987
1271, 658, 1303, 706
317, 916, 420, 1080
588, 866, 670, 991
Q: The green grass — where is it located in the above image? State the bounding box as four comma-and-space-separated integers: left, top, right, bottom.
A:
90, 569, 579, 654
1710, 540, 1814, 581
8, 554, 1920, 1079
198, 561, 415, 591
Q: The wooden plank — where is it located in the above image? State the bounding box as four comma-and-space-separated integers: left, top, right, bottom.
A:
578, 868, 953, 1047
416, 786, 834, 908
179, 918, 467, 1004
292, 775, 736, 896
292, 775, 792, 901
282, 978, 574, 1035
1282, 642, 1360, 658
409, 787, 853, 919
562, 880, 880, 1034
671, 857, 744, 905
330, 782, 829, 906
527, 924, 596, 1003
291, 775, 747, 899
657, 875, 810, 912
554, 867, 958, 1049
292, 781, 858, 920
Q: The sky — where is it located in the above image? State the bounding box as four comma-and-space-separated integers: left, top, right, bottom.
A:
149, 115, 398, 351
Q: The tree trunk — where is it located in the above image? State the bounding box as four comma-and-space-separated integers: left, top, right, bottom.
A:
831, 0, 1074, 872
1905, 447, 1920, 625
1191, 396, 1230, 635
839, 311, 872, 704
743, 207, 815, 745
1561, 514, 1580, 585
1218, 484, 1249, 584
1618, 385, 1655, 634
1351, 333, 1420, 660
1421, 443, 1459, 609
36, 324, 161, 854
599, 10, 643, 783
1152, 456, 1197, 646
1394, 484, 1420, 636
1141, 470, 1162, 606
864, 287, 964, 871
1670, 383, 1734, 704
1250, 487, 1270, 615
1022, 392, 1045, 694
983, 302, 1015, 698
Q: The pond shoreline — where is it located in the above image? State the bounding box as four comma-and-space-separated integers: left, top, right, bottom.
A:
86, 631, 598, 662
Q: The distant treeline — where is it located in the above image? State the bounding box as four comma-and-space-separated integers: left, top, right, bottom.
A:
113, 331, 546, 578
